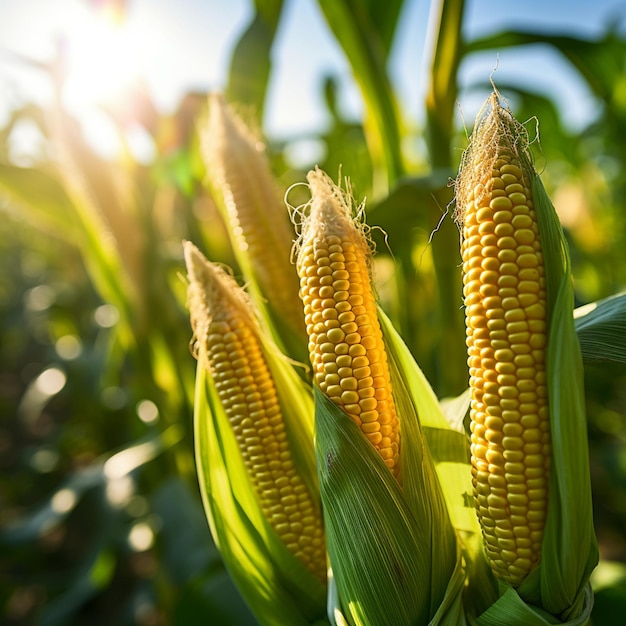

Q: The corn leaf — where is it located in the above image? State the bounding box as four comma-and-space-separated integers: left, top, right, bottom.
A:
512, 174, 598, 619
315, 0, 405, 191
464, 30, 624, 105
226, 0, 284, 121
425, 0, 465, 167
574, 292, 626, 364
0, 164, 133, 341
439, 388, 471, 434
334, 0, 405, 58
193, 358, 328, 626
422, 0, 469, 397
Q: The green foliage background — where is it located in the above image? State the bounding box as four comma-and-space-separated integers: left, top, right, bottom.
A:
1, 0, 625, 624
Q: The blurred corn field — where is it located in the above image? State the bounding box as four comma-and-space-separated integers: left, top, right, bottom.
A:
1, 0, 626, 624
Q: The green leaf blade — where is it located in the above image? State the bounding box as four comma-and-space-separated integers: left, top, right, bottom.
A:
226, 0, 285, 121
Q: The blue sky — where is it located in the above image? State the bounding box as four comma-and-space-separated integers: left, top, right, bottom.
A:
0, 0, 624, 159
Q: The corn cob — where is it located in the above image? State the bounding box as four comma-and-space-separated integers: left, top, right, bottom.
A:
184, 241, 326, 581
295, 169, 401, 479
456, 94, 551, 586
202, 93, 305, 336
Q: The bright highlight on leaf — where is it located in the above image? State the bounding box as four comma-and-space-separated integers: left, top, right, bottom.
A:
574, 291, 626, 364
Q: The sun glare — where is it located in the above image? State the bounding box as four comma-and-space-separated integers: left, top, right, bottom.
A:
62, 5, 141, 113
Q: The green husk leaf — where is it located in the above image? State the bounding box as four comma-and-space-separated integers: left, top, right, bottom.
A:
574, 292, 626, 364
517, 172, 598, 619
378, 307, 477, 538
379, 307, 498, 617
262, 338, 320, 509
439, 388, 472, 433
315, 387, 446, 626
428, 563, 468, 626
315, 305, 470, 625
471, 584, 593, 626
193, 356, 328, 626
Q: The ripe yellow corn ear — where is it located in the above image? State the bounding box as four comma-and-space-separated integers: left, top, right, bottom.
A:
201, 93, 305, 341
456, 92, 597, 621
295, 168, 401, 479
185, 241, 326, 582
455, 94, 550, 586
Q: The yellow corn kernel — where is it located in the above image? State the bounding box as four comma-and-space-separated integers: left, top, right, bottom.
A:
202, 93, 305, 336
295, 169, 400, 479
456, 95, 551, 586
184, 241, 326, 581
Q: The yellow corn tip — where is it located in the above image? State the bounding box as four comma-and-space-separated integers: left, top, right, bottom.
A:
203, 93, 305, 335
295, 169, 400, 479
457, 96, 551, 586
184, 242, 326, 581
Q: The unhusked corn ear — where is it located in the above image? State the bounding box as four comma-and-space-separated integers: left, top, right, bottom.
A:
202, 93, 305, 336
455, 94, 550, 586
184, 241, 326, 581
295, 169, 401, 479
